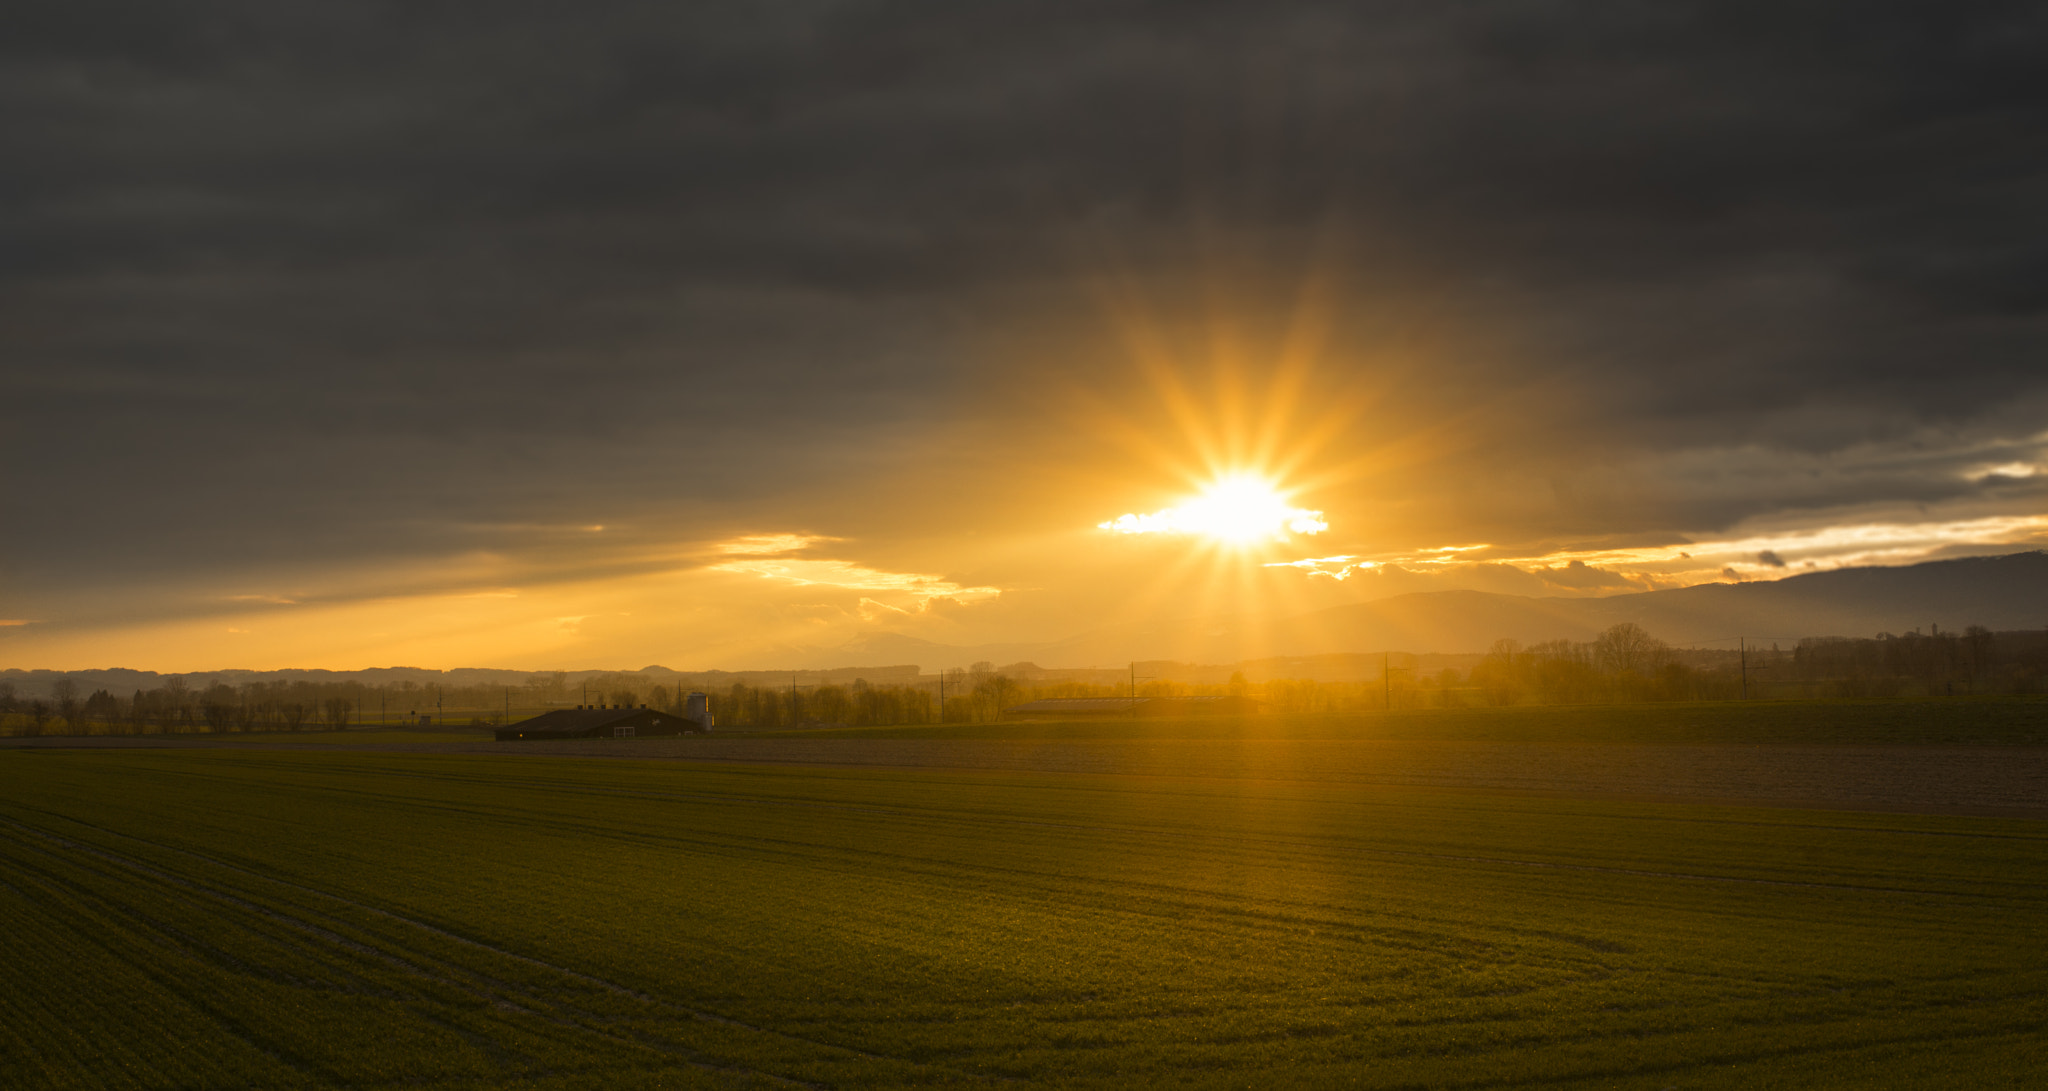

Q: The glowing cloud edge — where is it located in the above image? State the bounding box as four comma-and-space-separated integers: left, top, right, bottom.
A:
1097, 478, 1328, 543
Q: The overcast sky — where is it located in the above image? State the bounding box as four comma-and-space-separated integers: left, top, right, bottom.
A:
5, 1, 2046, 670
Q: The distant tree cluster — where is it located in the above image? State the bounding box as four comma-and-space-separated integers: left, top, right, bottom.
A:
1453, 623, 2048, 706
1785, 626, 2042, 697
709, 662, 1030, 728
0, 676, 337, 737
0, 673, 575, 737
1463, 625, 1741, 706
6, 623, 2043, 737
1123, 622, 2048, 714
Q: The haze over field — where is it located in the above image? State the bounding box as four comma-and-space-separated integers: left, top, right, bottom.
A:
6, 4, 2047, 672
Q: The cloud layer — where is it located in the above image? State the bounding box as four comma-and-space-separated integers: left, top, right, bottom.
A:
4, 2, 2046, 668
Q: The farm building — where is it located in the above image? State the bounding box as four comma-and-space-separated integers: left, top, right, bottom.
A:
495, 703, 707, 741
1001, 695, 1261, 719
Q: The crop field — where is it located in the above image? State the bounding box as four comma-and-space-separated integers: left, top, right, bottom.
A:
1, 715, 2044, 1088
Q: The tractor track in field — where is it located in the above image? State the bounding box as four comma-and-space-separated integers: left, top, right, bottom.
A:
0, 811, 1015, 1089
63, 756, 2047, 908
236, 765, 2048, 903
0, 833, 414, 1001
0, 813, 848, 1087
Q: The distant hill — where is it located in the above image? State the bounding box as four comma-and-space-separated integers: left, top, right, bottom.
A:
918, 550, 2048, 666
1568, 551, 2048, 645
8, 552, 2043, 689
1183, 550, 2048, 658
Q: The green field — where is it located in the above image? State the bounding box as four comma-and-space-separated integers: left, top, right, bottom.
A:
1, 721, 2043, 1088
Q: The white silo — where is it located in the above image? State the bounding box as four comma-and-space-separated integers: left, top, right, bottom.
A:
684, 691, 714, 730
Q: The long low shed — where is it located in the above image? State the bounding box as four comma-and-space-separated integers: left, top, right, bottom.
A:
495, 706, 706, 741
1002, 695, 1261, 718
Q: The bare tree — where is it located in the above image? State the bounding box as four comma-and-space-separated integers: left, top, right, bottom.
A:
1594, 623, 1665, 676
1963, 625, 1995, 685
161, 676, 190, 732
322, 697, 352, 730
1472, 639, 1523, 706
235, 684, 260, 731
200, 682, 238, 732
52, 678, 79, 730
973, 672, 1022, 717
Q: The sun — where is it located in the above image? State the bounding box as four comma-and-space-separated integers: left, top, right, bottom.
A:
1099, 474, 1327, 545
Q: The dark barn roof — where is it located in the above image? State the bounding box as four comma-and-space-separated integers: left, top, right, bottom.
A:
1002, 695, 1261, 718
495, 706, 704, 741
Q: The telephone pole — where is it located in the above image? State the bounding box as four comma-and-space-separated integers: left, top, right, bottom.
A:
1384, 652, 1391, 710
1739, 638, 1748, 700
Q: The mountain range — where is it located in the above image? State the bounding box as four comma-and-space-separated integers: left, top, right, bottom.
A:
821, 551, 2048, 670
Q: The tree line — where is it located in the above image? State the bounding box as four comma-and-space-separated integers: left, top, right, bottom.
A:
703, 664, 1038, 728
1453, 623, 2048, 707
0, 675, 550, 737
5, 622, 2043, 736
1779, 625, 2043, 697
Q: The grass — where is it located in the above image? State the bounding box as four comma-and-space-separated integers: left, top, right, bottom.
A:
0, 732, 2042, 1088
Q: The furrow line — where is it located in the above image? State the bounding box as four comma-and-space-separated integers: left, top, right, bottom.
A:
0, 810, 989, 1087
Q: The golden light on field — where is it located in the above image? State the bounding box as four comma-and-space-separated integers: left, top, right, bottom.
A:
1099, 474, 1327, 544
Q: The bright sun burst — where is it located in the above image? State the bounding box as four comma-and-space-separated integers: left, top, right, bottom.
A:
1098, 475, 1327, 544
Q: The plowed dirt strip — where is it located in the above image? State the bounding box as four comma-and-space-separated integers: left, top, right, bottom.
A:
12, 734, 2045, 814
460, 738, 2048, 813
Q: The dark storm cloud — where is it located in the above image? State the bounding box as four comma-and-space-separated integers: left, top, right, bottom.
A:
4, 1, 2046, 608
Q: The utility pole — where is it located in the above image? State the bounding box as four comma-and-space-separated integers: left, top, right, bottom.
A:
436, 685, 442, 727
1384, 652, 1391, 711
1740, 638, 1748, 700
504, 687, 509, 724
